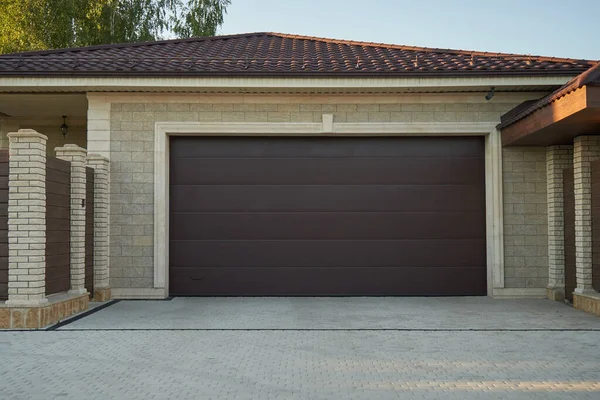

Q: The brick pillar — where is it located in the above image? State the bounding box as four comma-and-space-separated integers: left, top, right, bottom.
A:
55, 144, 87, 294
546, 145, 573, 300
5, 129, 48, 306
573, 136, 600, 294
87, 154, 110, 300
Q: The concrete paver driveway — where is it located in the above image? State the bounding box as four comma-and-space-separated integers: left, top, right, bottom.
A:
2, 297, 600, 399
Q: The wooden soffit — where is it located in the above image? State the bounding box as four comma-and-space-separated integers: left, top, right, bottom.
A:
501, 86, 600, 146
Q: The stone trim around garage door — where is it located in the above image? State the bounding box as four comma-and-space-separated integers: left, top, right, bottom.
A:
150, 120, 504, 298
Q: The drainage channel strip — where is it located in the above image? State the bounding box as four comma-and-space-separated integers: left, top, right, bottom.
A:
43, 328, 600, 332
45, 300, 121, 331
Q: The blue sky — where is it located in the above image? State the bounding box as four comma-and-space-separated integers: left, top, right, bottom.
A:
220, 0, 600, 60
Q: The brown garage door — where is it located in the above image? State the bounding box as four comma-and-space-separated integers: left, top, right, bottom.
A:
169, 137, 486, 296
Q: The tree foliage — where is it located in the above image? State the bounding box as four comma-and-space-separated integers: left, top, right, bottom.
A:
0, 0, 231, 54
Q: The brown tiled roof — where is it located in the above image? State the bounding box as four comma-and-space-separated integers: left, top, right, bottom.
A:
498, 62, 600, 128
0, 32, 596, 78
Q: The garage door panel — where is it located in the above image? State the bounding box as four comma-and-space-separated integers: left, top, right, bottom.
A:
169, 136, 486, 296
170, 136, 484, 159
171, 185, 485, 213
169, 239, 486, 268
170, 212, 485, 240
169, 266, 487, 296
170, 157, 484, 186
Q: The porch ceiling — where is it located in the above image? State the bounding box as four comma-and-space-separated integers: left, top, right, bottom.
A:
0, 94, 88, 118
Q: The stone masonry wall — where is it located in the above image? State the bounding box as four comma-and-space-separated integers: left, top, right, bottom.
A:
108, 98, 521, 289
502, 147, 548, 288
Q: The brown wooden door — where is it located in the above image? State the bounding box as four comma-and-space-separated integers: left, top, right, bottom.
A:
46, 157, 71, 295
591, 160, 600, 292
0, 150, 8, 301
563, 168, 576, 302
85, 167, 95, 297
169, 137, 486, 296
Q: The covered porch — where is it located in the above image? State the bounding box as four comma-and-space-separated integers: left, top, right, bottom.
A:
0, 93, 88, 151
499, 63, 600, 315
0, 93, 110, 328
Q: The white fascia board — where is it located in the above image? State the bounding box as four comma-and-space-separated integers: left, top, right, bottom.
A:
0, 75, 574, 92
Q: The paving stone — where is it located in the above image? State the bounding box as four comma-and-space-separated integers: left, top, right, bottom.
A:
57, 297, 600, 330
1, 329, 599, 400
1, 298, 599, 399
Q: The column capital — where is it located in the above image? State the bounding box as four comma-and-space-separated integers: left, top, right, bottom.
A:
55, 144, 88, 155
87, 153, 110, 164
7, 129, 48, 141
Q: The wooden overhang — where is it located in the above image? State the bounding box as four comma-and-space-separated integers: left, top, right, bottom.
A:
500, 63, 600, 146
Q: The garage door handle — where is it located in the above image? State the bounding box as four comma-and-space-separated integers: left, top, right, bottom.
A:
190, 277, 204, 281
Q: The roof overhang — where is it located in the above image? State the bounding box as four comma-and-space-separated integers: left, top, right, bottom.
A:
500, 85, 600, 146
0, 75, 574, 94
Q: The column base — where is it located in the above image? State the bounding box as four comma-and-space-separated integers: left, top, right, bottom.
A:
491, 288, 547, 298
92, 287, 111, 302
69, 288, 88, 296
573, 292, 600, 317
0, 292, 89, 329
574, 287, 598, 295
547, 286, 565, 302
4, 298, 49, 307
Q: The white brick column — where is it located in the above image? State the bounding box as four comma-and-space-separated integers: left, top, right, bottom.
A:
573, 136, 600, 294
86, 94, 110, 158
546, 145, 573, 299
55, 144, 87, 294
5, 129, 48, 306
87, 154, 109, 291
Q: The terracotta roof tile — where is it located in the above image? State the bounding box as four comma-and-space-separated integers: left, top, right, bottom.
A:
0, 32, 596, 77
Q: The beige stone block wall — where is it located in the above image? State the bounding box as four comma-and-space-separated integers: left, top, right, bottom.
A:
502, 147, 549, 288
108, 97, 522, 290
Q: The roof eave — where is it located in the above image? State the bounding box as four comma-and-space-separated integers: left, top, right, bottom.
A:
0, 74, 577, 94
0, 70, 589, 79
500, 86, 600, 146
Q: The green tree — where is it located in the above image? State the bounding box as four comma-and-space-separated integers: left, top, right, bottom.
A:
0, 0, 231, 54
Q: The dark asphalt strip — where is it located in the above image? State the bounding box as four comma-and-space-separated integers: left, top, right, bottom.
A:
119, 297, 174, 301
34, 328, 600, 332
45, 300, 121, 331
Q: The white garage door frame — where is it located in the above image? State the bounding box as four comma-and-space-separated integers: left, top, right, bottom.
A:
153, 118, 509, 298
